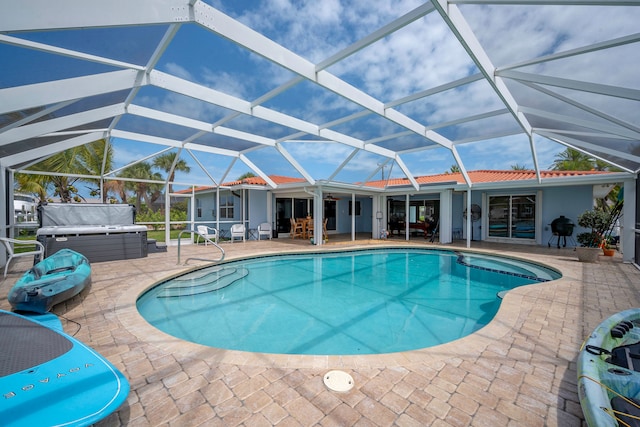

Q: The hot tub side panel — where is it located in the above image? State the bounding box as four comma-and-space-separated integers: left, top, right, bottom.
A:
37, 227, 148, 263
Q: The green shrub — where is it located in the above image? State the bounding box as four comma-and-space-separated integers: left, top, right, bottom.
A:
576, 209, 610, 247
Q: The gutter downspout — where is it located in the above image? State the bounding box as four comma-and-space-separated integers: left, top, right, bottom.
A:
215, 187, 220, 233
405, 194, 410, 241
466, 189, 471, 249
242, 188, 246, 242
352, 193, 356, 241
304, 187, 323, 245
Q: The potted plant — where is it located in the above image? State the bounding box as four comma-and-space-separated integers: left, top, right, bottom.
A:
575, 208, 610, 262
602, 237, 616, 256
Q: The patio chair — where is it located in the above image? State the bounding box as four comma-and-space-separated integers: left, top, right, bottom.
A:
289, 218, 303, 239
230, 224, 245, 243
196, 225, 218, 245
1, 237, 45, 278
257, 222, 272, 240
322, 218, 328, 240
305, 218, 314, 239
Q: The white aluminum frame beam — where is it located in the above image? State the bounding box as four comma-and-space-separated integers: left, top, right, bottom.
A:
274, 144, 316, 185
0, 104, 125, 146
498, 70, 640, 101
0, 0, 191, 32
2, 132, 106, 166
431, 0, 534, 136
518, 81, 640, 135
0, 34, 145, 71
450, 1, 640, 5
520, 106, 640, 140
193, 2, 455, 151
537, 130, 640, 164
498, 32, 640, 72
0, 70, 144, 115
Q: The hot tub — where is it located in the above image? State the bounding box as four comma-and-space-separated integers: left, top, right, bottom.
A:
36, 203, 149, 263
37, 225, 148, 263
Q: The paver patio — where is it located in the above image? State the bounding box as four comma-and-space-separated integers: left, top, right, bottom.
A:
1, 238, 636, 426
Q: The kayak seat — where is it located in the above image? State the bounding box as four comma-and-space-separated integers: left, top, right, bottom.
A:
46, 266, 76, 275
608, 342, 640, 372
611, 396, 640, 427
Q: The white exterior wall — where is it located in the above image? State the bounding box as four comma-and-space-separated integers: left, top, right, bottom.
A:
247, 189, 269, 231
439, 189, 452, 244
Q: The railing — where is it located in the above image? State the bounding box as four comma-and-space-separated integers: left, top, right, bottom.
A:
177, 229, 225, 265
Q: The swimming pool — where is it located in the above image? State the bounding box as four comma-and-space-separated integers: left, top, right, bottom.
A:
137, 248, 560, 355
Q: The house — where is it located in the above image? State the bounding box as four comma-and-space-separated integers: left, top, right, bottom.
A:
183, 170, 632, 256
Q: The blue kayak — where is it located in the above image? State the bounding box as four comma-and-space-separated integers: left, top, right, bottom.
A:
0, 310, 129, 426
8, 249, 91, 313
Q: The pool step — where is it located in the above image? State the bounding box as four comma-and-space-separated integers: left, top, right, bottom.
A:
157, 267, 248, 298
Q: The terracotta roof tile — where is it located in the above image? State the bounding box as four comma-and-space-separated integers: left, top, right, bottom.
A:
174, 175, 307, 193
178, 170, 611, 193
365, 170, 611, 188
222, 175, 306, 186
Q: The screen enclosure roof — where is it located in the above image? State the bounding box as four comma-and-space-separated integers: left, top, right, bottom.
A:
1, 0, 639, 192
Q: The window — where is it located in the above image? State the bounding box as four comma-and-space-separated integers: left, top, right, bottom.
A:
220, 195, 234, 219
196, 199, 202, 218
488, 194, 536, 239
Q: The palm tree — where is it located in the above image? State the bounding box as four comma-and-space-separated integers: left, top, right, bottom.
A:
550, 148, 594, 171
446, 165, 460, 174
552, 148, 623, 209
103, 179, 128, 204
119, 162, 163, 213
237, 172, 256, 180
14, 173, 48, 202
152, 152, 190, 194
33, 147, 85, 202
74, 139, 114, 202
511, 164, 529, 170
15, 139, 113, 202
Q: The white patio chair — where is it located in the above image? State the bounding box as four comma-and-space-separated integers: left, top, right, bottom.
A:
257, 222, 272, 240
1, 237, 45, 278
230, 224, 245, 243
196, 225, 218, 245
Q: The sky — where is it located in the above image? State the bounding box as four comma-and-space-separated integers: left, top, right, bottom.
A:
4, 1, 639, 189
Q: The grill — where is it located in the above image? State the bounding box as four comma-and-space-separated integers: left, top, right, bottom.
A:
548, 216, 576, 248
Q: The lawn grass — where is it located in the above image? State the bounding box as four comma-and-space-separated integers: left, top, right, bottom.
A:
9, 229, 203, 257
147, 229, 185, 242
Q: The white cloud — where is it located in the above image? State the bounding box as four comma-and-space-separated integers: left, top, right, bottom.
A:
200, 69, 248, 99
164, 62, 193, 81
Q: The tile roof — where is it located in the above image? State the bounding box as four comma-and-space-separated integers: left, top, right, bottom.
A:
224, 175, 307, 186
365, 170, 612, 188
175, 175, 307, 193
178, 170, 611, 193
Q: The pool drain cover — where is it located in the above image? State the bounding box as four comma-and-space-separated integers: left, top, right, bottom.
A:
324, 370, 354, 393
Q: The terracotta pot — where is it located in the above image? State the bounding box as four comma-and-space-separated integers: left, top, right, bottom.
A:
602, 248, 615, 256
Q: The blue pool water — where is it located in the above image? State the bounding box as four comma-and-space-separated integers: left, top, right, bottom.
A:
137, 248, 560, 355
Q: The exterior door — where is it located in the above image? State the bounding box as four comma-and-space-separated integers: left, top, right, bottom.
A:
276, 198, 292, 233
324, 200, 336, 231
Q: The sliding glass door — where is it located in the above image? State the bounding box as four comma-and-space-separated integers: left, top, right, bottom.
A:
488, 194, 536, 240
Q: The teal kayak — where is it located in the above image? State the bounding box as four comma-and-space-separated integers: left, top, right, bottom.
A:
8, 249, 91, 314
578, 308, 640, 427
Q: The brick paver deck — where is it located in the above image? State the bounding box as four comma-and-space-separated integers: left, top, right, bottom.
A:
1, 238, 636, 426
